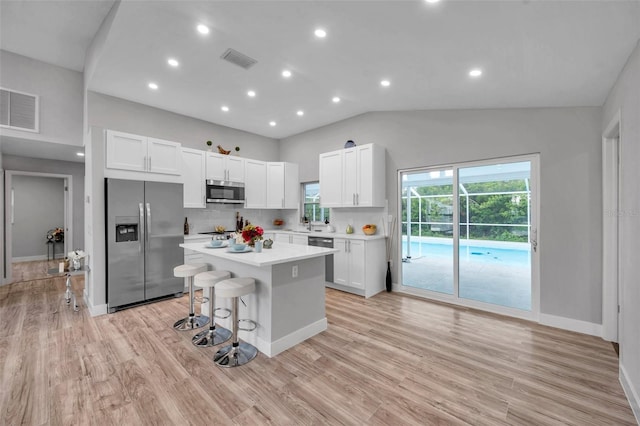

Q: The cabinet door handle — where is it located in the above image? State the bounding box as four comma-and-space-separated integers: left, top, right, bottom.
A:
356, 193, 359, 205
282, 198, 284, 208
352, 193, 355, 205
143, 156, 147, 170
148, 156, 151, 171
344, 241, 348, 252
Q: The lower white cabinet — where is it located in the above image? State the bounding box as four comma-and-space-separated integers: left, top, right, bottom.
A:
329, 237, 386, 298
334, 239, 365, 289
275, 233, 308, 245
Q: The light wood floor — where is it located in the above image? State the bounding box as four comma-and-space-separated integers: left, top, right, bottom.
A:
0, 276, 635, 425
7, 260, 60, 284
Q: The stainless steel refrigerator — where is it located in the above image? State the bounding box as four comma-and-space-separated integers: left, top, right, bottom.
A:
106, 179, 184, 312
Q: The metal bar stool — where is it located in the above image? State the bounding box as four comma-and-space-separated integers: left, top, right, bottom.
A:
173, 263, 208, 330
192, 270, 232, 347
213, 277, 258, 367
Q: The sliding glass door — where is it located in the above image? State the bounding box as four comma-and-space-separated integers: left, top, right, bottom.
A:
400, 156, 537, 315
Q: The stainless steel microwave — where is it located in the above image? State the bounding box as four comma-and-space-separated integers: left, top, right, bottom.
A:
205, 180, 245, 204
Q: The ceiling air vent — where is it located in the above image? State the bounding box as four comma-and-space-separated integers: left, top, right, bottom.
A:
220, 48, 258, 70
0, 88, 39, 132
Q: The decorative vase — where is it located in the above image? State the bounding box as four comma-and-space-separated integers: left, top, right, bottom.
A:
385, 261, 392, 292
72, 258, 81, 271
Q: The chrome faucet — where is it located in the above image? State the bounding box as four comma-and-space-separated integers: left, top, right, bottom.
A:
307, 220, 312, 231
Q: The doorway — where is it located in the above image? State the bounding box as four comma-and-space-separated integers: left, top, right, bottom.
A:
399, 155, 539, 319
602, 112, 621, 343
3, 171, 73, 284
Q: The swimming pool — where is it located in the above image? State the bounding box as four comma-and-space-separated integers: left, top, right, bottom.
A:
402, 240, 531, 266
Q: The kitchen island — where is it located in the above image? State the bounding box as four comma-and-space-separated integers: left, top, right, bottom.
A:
180, 241, 338, 357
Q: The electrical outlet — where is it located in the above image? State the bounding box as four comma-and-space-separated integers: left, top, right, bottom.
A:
292, 265, 298, 278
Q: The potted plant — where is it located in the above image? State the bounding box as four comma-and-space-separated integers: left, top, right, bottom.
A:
206, 140, 213, 152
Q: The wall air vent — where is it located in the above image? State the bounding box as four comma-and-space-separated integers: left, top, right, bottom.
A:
220, 48, 258, 70
0, 88, 39, 132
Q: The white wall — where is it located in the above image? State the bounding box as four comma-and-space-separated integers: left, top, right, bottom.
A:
11, 175, 64, 259
280, 107, 603, 325
2, 155, 85, 251
602, 39, 640, 420
88, 91, 280, 160
0, 50, 83, 147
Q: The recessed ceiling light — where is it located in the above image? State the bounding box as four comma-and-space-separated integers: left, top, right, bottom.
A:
167, 58, 179, 67
425, 0, 441, 4
297, 110, 304, 116
148, 82, 158, 90
247, 90, 256, 97
469, 68, 483, 77
197, 24, 209, 34
380, 79, 391, 87
282, 70, 292, 78
315, 28, 327, 38
76, 152, 85, 157
221, 106, 229, 112
269, 121, 277, 126
332, 96, 341, 103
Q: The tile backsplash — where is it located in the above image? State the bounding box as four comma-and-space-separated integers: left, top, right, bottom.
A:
183, 205, 392, 237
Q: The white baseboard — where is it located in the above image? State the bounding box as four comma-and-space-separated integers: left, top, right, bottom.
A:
239, 317, 328, 358
621, 364, 640, 424
83, 292, 108, 316
538, 313, 602, 337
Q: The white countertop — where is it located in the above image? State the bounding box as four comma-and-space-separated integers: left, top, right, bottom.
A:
180, 241, 338, 267
263, 229, 387, 240
185, 230, 387, 241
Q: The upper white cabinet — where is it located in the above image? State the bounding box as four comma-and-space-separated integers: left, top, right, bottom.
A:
206, 152, 245, 182
106, 130, 181, 175
244, 159, 267, 209
182, 148, 206, 208
319, 143, 385, 208
318, 150, 343, 208
266, 162, 299, 209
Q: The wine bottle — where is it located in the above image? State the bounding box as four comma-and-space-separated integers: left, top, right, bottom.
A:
184, 217, 189, 235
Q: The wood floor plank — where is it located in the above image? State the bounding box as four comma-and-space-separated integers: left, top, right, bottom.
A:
0, 271, 636, 425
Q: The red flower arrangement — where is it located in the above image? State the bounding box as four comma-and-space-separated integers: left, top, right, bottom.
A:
241, 224, 264, 246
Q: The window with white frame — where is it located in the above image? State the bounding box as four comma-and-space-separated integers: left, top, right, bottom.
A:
302, 182, 329, 222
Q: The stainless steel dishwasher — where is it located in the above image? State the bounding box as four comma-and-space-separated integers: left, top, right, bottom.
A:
308, 236, 334, 282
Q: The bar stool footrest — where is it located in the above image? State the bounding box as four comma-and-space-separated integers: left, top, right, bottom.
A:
238, 319, 257, 332
213, 307, 231, 319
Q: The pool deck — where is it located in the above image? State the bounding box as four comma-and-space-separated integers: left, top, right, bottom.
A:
401, 237, 531, 311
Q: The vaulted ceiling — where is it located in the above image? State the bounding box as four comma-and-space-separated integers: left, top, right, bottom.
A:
2, 0, 639, 142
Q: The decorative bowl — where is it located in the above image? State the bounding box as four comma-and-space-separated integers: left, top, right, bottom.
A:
230, 242, 247, 251
362, 224, 377, 235
209, 240, 224, 247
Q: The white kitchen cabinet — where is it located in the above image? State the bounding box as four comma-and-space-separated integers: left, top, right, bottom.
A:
206, 152, 245, 182
244, 159, 267, 208
329, 237, 386, 298
319, 150, 343, 207
266, 162, 299, 209
182, 148, 206, 208
333, 238, 365, 289
319, 143, 385, 208
105, 130, 181, 175
275, 233, 308, 245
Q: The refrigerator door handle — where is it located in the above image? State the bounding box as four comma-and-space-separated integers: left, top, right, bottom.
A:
146, 203, 151, 241
139, 203, 144, 252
